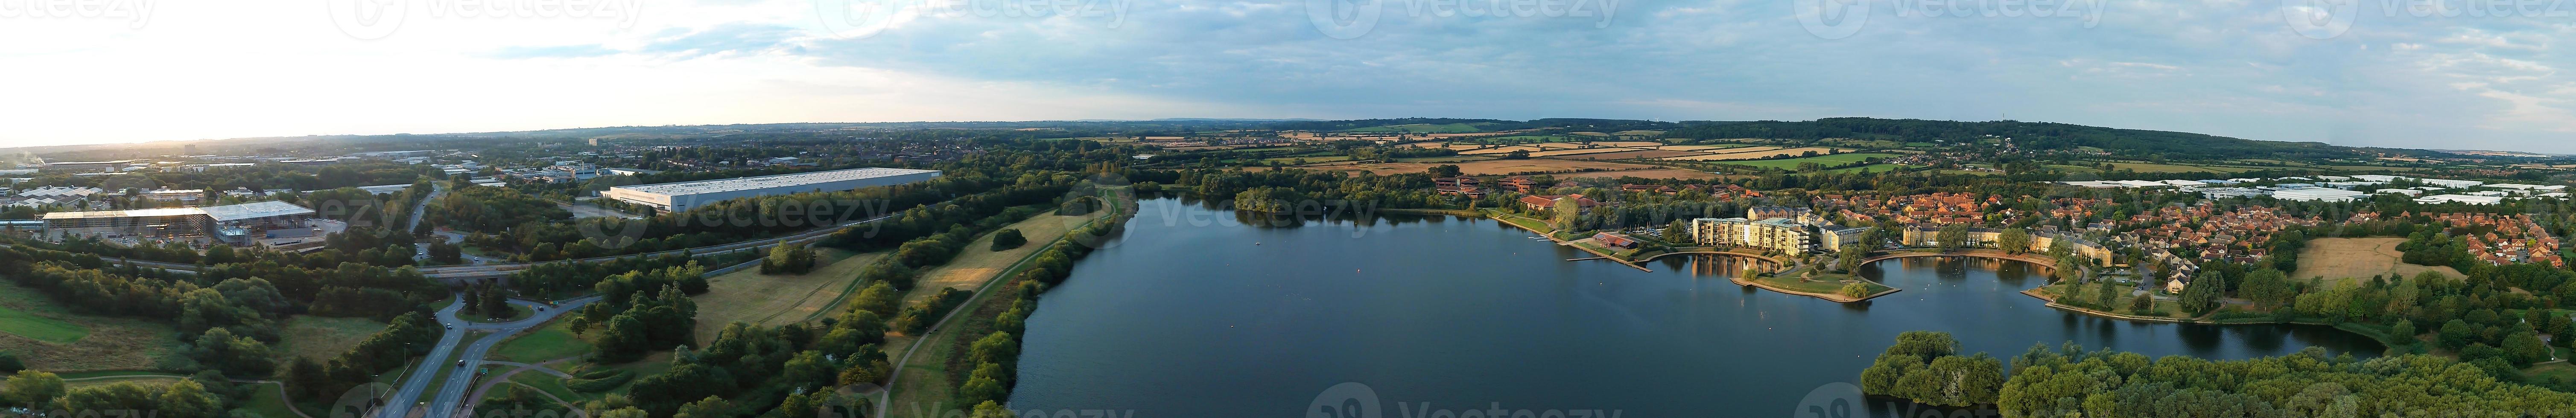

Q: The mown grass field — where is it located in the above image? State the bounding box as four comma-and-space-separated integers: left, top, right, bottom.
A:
0, 303, 87, 343
276, 316, 386, 363
691, 248, 888, 343
491, 321, 590, 363
0, 281, 181, 372
901, 210, 1103, 306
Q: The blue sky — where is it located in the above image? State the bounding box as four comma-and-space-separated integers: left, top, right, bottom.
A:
3, 0, 2571, 152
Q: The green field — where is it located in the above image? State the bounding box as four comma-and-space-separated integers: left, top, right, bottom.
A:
276, 316, 386, 363
1715, 153, 1900, 169
1343, 123, 1483, 133
510, 371, 586, 403
1823, 164, 1904, 174
0, 304, 88, 343
491, 321, 590, 363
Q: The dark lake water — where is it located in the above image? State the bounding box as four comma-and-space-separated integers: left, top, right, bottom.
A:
1009, 198, 2379, 418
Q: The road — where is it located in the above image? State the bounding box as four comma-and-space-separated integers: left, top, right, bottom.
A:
410, 183, 448, 263
53, 211, 899, 282
377, 294, 599, 418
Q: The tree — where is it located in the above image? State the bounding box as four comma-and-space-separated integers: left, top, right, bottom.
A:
1936, 224, 1969, 251
1839, 282, 1873, 299
990, 229, 1027, 251
0, 351, 20, 374
1838, 249, 1865, 272
187, 327, 277, 377
2179, 271, 2223, 315
1550, 197, 1581, 232
2390, 319, 2416, 341
480, 286, 512, 319
763, 240, 817, 275
4, 370, 65, 409
2505, 331, 2551, 366
1998, 228, 2032, 254
1427, 164, 1463, 178
850, 282, 901, 317
155, 379, 221, 418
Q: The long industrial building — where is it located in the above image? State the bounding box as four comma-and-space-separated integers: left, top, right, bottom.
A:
604, 167, 943, 213
41, 200, 317, 244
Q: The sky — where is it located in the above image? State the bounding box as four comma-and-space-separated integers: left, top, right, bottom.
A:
2, 0, 2572, 152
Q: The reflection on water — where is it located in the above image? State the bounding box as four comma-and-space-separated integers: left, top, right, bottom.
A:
1012, 199, 2381, 418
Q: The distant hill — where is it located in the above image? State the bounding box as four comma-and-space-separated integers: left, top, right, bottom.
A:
1660, 117, 2429, 160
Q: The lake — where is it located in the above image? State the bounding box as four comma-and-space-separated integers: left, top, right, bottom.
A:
1008, 198, 2378, 418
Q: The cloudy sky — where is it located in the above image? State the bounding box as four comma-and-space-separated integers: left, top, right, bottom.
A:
3, 0, 2571, 151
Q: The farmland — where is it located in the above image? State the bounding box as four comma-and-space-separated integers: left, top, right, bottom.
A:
1709, 153, 1900, 169
691, 248, 891, 343
1342, 123, 1484, 133
2292, 238, 2463, 283
1282, 159, 1674, 176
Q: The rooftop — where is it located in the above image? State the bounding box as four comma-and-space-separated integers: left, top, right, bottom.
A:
614, 167, 942, 196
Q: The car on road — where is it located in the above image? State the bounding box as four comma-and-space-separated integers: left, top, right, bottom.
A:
457, 360, 466, 366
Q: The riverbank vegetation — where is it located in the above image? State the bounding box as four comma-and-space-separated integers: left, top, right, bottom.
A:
1862, 331, 2576, 418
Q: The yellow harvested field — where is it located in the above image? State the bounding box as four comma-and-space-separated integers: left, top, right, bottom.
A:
1561, 168, 1722, 180
692, 248, 888, 344
1589, 141, 1666, 147
1556, 150, 1711, 160
903, 210, 1104, 306
1525, 148, 1644, 157
1289, 159, 1666, 176
2292, 238, 2463, 283
1532, 143, 1595, 150
1664, 147, 1846, 161
1660, 145, 1753, 151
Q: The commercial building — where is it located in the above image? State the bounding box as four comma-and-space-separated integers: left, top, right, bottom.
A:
604, 167, 944, 213
40, 200, 315, 244
2270, 188, 2366, 202
39, 160, 131, 173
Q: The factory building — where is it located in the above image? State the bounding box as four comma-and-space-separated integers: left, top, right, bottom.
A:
603, 167, 943, 214
41, 200, 316, 244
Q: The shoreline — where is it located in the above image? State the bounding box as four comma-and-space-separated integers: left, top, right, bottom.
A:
1732, 274, 1902, 302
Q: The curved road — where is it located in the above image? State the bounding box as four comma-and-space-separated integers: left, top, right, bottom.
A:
59, 211, 898, 282
377, 294, 599, 418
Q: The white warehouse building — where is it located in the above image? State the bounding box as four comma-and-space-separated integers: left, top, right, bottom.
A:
604, 167, 943, 213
